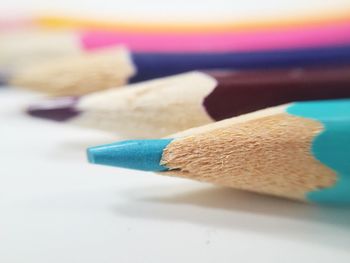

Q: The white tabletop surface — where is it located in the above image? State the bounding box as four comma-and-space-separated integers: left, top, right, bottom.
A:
2, 1, 350, 262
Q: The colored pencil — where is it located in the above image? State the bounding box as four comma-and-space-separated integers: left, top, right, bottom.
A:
37, 10, 350, 32
82, 21, 350, 52
3, 8, 350, 34
9, 47, 135, 96
8, 44, 350, 95
0, 30, 86, 73
27, 66, 350, 138
3, 21, 350, 72
87, 99, 350, 204
110, 45, 350, 83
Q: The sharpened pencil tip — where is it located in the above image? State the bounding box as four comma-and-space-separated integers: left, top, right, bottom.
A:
87, 139, 173, 171
26, 97, 81, 121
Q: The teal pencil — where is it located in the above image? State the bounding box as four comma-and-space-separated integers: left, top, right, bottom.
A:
87, 99, 350, 204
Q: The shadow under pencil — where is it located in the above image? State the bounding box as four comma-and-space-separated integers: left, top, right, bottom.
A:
113, 183, 350, 251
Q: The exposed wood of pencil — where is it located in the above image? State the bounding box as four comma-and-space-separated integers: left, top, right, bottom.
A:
72, 72, 215, 137
10, 47, 135, 96
161, 105, 336, 201
0, 30, 79, 70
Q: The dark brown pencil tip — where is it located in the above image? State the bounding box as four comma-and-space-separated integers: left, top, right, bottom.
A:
26, 97, 81, 122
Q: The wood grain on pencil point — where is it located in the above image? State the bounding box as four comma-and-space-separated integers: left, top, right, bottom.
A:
26, 67, 350, 138
162, 100, 350, 203
10, 47, 135, 96
26, 72, 216, 137
86, 100, 350, 203
162, 111, 335, 201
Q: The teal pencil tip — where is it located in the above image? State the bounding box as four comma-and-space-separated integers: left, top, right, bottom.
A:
86, 139, 173, 171
87, 148, 96, 164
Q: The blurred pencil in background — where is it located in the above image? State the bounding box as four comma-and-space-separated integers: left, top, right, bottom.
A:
5, 9, 350, 32
2, 9, 350, 95
83, 21, 350, 52
3, 20, 350, 71
4, 44, 350, 95
36, 9, 350, 32
27, 66, 350, 138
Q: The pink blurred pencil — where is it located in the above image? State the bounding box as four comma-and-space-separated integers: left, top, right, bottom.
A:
82, 21, 350, 52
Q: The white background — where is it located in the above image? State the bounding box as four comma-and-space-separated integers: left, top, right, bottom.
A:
1, 1, 350, 262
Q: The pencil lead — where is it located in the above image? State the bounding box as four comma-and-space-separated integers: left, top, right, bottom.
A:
87, 139, 173, 171
26, 97, 81, 121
